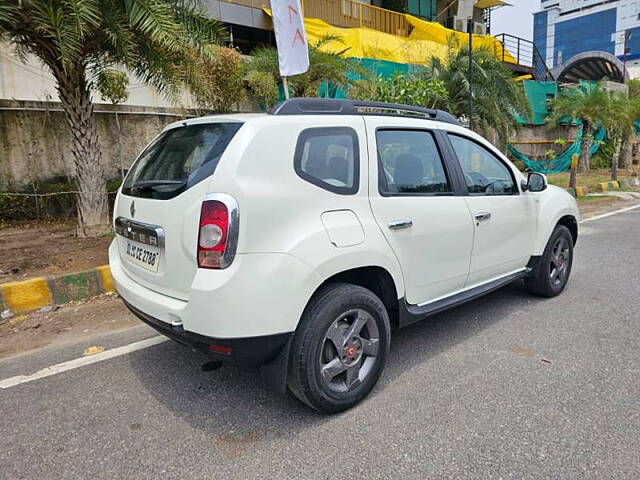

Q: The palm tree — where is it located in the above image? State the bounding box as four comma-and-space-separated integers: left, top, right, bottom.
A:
426, 42, 531, 149
618, 97, 640, 170
0, 1, 226, 235
547, 82, 609, 176
600, 92, 637, 181
246, 36, 367, 103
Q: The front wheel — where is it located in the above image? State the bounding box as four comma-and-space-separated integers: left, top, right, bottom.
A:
525, 224, 574, 297
288, 283, 391, 413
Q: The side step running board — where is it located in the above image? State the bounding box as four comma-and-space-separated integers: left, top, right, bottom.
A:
398, 269, 531, 327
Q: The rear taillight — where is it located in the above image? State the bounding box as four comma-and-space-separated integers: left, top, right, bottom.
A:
197, 195, 238, 269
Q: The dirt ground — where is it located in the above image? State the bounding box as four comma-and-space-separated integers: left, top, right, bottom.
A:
0, 220, 112, 283
0, 294, 137, 358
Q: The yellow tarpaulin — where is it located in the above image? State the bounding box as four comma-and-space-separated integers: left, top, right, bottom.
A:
264, 10, 514, 66
475, 0, 512, 8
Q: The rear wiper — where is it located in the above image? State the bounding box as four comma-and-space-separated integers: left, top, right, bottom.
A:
130, 180, 186, 192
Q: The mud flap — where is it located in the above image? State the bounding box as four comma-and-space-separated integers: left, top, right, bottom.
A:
260, 335, 293, 396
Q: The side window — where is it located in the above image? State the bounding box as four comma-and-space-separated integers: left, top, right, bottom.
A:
448, 134, 518, 195
376, 130, 452, 195
294, 127, 359, 195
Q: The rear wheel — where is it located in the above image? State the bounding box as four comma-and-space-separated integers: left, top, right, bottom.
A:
288, 283, 391, 413
525, 224, 574, 297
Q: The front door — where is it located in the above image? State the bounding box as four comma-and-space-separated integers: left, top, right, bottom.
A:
446, 133, 537, 287
366, 118, 474, 306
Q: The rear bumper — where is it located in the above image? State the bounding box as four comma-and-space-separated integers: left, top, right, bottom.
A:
123, 298, 292, 368
109, 240, 320, 338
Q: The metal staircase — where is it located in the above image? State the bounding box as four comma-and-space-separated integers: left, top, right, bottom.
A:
494, 34, 554, 82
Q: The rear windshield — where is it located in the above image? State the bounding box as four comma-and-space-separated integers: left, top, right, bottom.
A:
121, 122, 243, 199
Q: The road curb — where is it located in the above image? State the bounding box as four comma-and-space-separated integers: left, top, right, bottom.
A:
0, 266, 114, 314
566, 186, 589, 197
597, 180, 620, 192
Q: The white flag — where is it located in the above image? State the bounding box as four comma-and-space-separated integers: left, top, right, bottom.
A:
271, 0, 310, 77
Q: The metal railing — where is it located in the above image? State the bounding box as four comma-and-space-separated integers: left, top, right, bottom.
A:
494, 33, 554, 82
219, 0, 411, 36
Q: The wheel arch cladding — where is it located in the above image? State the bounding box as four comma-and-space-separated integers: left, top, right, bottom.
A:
533, 187, 579, 255
308, 266, 400, 329
557, 215, 578, 246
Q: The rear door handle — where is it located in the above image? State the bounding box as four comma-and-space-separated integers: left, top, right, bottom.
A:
388, 220, 413, 230
474, 212, 492, 223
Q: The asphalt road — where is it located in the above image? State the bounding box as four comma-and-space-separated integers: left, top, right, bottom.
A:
1, 209, 639, 479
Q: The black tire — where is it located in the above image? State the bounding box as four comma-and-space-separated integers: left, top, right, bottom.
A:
288, 283, 391, 414
525, 224, 574, 297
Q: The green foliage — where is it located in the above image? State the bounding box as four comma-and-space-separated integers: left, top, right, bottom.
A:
426, 41, 531, 147
628, 79, 640, 99
246, 36, 368, 100
96, 70, 129, 105
547, 82, 609, 131
590, 140, 613, 169
350, 73, 449, 109
246, 71, 279, 110
189, 46, 246, 113
0, 178, 123, 222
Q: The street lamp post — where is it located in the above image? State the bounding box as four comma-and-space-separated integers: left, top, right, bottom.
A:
468, 18, 473, 130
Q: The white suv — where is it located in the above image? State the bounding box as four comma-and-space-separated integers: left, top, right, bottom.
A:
110, 99, 578, 413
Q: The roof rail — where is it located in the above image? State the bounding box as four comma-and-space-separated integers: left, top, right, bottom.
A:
269, 98, 460, 125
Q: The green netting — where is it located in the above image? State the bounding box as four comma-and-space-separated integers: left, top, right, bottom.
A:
508, 127, 605, 174
318, 57, 417, 99
514, 80, 558, 126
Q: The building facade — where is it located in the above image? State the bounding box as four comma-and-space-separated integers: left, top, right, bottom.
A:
534, 0, 640, 70
0, 0, 498, 105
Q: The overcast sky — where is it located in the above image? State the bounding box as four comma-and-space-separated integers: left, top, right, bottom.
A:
491, 1, 538, 41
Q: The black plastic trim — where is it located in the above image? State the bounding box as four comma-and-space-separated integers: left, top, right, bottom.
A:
293, 126, 360, 195
398, 269, 531, 327
269, 98, 461, 125
122, 299, 293, 368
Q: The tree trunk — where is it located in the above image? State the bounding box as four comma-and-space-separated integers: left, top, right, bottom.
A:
569, 162, 577, 189
55, 65, 109, 236
620, 136, 632, 169
611, 138, 621, 181
579, 123, 593, 174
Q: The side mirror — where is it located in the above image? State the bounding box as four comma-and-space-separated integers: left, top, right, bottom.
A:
523, 172, 547, 192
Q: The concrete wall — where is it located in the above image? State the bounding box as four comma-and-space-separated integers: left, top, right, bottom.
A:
0, 42, 193, 107
509, 124, 580, 160
0, 100, 196, 190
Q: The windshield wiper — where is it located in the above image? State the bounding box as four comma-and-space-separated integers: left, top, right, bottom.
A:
130, 180, 186, 192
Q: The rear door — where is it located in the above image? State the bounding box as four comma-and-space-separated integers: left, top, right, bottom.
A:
365, 117, 474, 306
445, 132, 537, 287
114, 121, 243, 300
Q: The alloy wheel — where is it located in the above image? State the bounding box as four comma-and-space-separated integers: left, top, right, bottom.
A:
550, 236, 571, 287
319, 309, 380, 393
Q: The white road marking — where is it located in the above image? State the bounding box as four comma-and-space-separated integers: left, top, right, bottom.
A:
580, 203, 640, 224
0, 336, 168, 389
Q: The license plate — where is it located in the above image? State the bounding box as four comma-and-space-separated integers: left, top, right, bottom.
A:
124, 240, 160, 272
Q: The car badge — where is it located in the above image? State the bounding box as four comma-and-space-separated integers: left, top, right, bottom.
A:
130, 201, 136, 218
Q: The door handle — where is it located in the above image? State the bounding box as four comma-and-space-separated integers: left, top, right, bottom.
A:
388, 220, 413, 230
474, 212, 492, 223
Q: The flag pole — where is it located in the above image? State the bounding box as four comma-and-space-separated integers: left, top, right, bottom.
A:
282, 76, 290, 100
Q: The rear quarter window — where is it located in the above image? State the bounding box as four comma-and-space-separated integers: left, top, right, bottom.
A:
122, 122, 242, 200
294, 127, 359, 195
